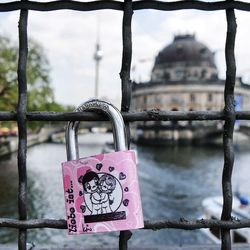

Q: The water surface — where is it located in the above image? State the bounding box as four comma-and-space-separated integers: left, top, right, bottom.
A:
0, 133, 249, 248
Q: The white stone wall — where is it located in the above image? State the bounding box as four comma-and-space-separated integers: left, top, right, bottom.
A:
151, 64, 218, 83
132, 84, 250, 112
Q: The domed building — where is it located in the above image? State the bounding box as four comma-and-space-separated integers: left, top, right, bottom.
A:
132, 34, 250, 144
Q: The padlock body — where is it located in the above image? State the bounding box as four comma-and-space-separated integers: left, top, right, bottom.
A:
62, 150, 144, 234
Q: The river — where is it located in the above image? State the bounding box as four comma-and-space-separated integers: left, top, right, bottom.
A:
0, 133, 250, 248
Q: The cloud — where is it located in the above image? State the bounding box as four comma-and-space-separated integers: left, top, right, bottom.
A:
0, 6, 250, 107
0, 10, 123, 107
27, 10, 124, 107
132, 9, 228, 80
133, 8, 250, 83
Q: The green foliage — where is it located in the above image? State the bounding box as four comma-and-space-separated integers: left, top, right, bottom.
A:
0, 34, 65, 112
0, 34, 68, 131
0, 36, 19, 110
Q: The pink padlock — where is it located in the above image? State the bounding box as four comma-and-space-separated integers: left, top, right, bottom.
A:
62, 99, 144, 234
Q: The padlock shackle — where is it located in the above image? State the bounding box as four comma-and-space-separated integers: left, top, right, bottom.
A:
66, 99, 128, 161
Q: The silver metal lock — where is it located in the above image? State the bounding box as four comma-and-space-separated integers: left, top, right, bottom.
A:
66, 99, 127, 161
62, 99, 144, 234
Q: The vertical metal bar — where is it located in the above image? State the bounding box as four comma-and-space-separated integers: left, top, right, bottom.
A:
119, 230, 133, 250
17, 1, 28, 249
120, 0, 133, 113
221, 2, 237, 250
119, 0, 133, 249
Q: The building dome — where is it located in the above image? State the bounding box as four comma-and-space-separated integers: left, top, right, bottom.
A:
151, 34, 218, 83
155, 34, 215, 67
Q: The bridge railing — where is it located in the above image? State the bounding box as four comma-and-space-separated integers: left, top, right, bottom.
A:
0, 1, 250, 250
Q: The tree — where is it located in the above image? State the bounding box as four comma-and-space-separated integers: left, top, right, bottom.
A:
0, 34, 64, 112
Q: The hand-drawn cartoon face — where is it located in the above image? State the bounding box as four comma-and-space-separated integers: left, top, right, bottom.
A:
99, 174, 116, 194
78, 171, 100, 194
85, 178, 99, 193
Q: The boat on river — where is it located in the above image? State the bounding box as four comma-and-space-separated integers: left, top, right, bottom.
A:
201, 193, 250, 243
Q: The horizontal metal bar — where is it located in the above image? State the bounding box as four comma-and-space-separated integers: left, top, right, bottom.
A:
0, 111, 250, 122
0, 218, 66, 229
133, 0, 250, 11
0, 112, 16, 121
144, 218, 250, 230
25, 110, 250, 121
1, 218, 250, 230
27, 110, 225, 121
0, 1, 123, 12
1, 1, 250, 12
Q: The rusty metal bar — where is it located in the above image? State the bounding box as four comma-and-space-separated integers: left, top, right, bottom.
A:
119, 0, 133, 249
120, 0, 133, 112
2, 218, 250, 231
0, 1, 123, 12
0, 0, 249, 250
21, 110, 250, 121
2, 1, 250, 12
133, 0, 250, 11
2, 110, 250, 122
0, 110, 228, 122
17, 2, 29, 250
221, 3, 237, 250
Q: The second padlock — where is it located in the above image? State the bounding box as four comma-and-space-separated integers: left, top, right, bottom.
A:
62, 99, 144, 234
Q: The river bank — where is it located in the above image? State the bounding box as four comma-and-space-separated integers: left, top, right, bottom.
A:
0, 128, 50, 158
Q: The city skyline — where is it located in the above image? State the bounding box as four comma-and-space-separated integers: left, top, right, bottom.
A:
0, 5, 250, 107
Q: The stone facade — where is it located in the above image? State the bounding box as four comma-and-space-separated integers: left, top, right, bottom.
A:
132, 35, 250, 144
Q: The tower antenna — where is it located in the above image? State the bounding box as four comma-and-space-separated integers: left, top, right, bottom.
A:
93, 14, 103, 98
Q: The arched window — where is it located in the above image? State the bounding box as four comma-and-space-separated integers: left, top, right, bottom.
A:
190, 94, 196, 103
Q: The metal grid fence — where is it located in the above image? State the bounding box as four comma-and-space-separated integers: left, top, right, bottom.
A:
0, 0, 250, 250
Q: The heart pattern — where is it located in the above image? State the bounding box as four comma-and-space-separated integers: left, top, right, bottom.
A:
80, 205, 86, 213
123, 199, 129, 207
96, 163, 103, 171
109, 166, 115, 172
119, 172, 126, 180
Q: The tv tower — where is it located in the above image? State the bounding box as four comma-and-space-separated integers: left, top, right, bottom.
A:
93, 17, 103, 98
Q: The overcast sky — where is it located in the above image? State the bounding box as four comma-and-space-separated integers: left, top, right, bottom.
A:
1, 2, 250, 108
